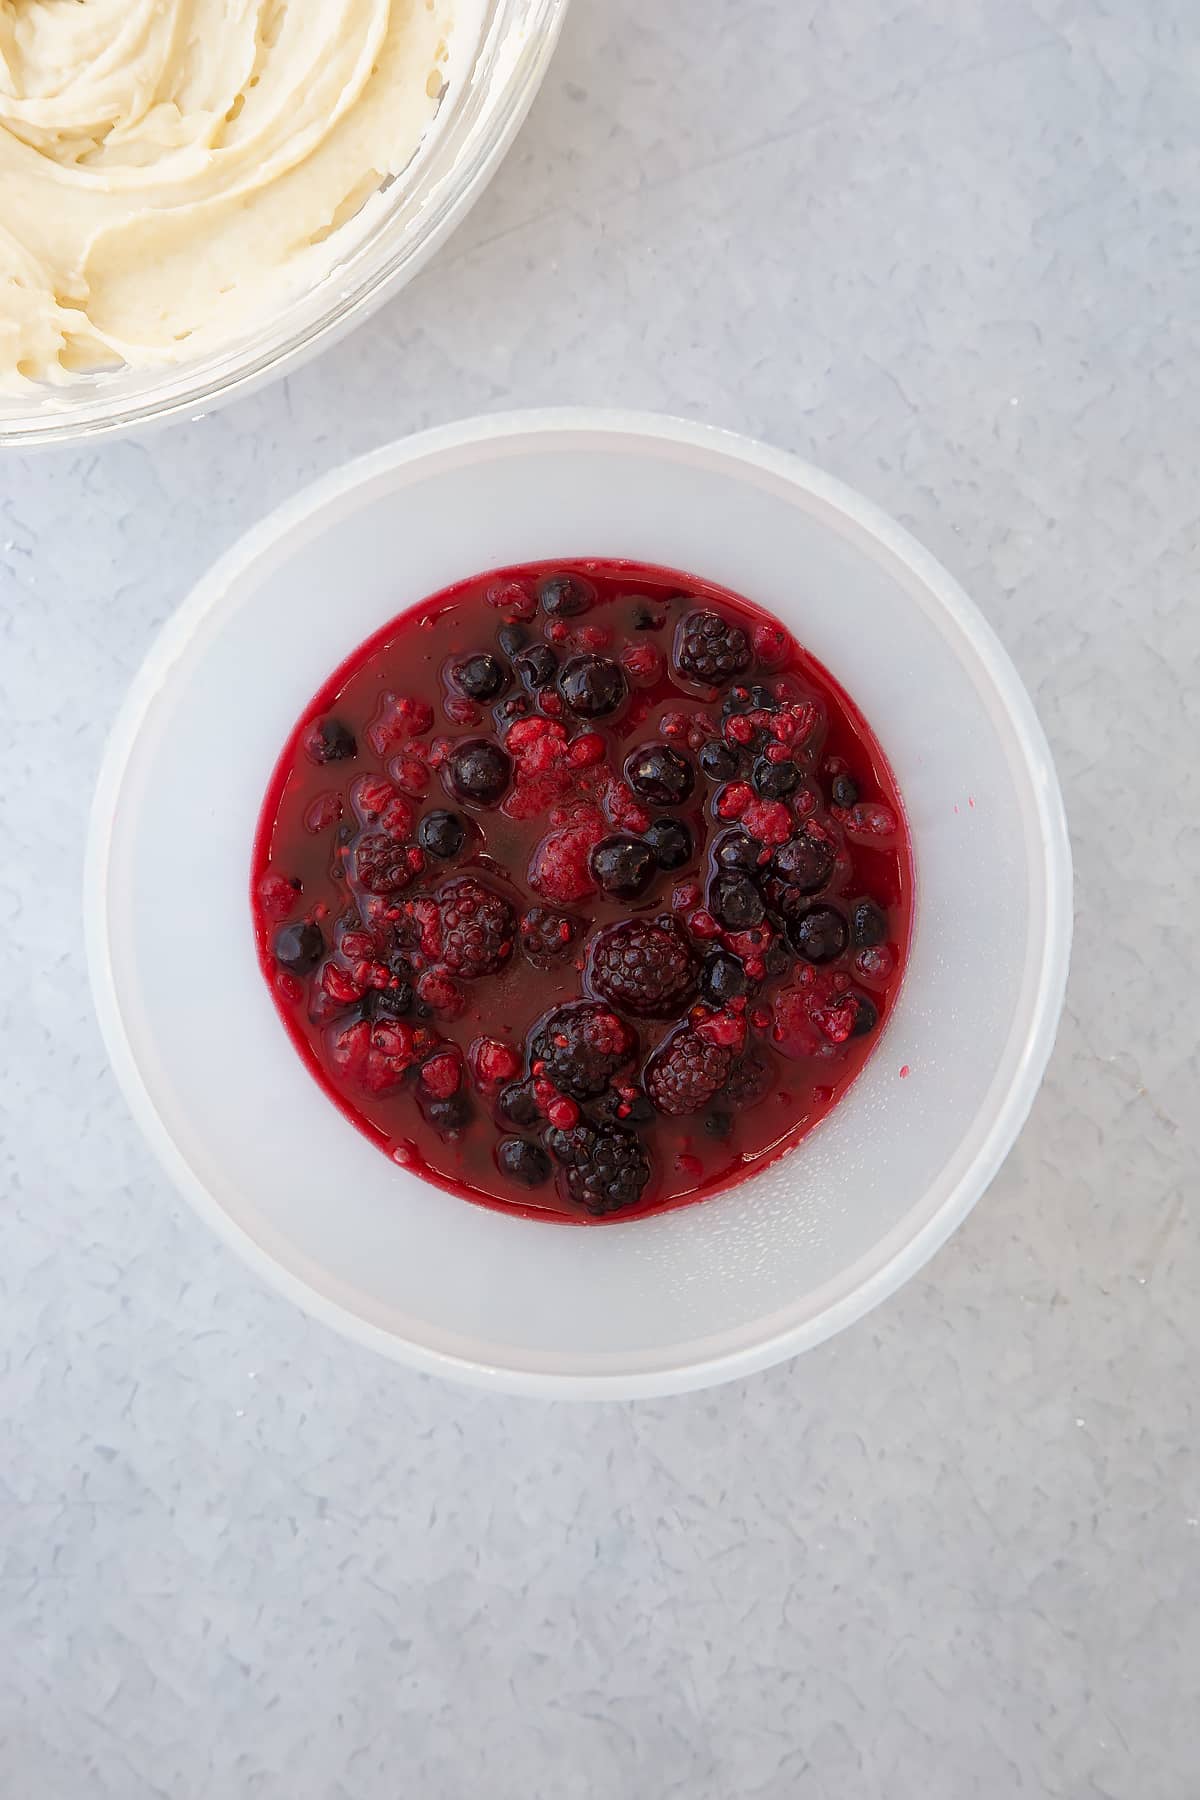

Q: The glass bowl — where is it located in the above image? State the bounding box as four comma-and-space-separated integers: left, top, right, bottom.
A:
0, 0, 569, 450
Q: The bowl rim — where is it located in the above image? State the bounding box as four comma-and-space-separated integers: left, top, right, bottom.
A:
0, 0, 571, 449
85, 408, 1073, 1398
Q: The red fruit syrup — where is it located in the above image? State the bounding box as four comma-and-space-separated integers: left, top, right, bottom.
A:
251, 561, 913, 1222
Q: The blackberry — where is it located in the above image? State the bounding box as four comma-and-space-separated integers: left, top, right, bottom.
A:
452, 653, 508, 702
436, 877, 516, 978
418, 809, 465, 859
831, 773, 860, 808
753, 757, 801, 799
699, 739, 739, 781
675, 610, 753, 686
540, 573, 595, 617
557, 654, 627, 719
519, 906, 582, 966
646, 1027, 733, 1117
624, 742, 695, 807
788, 905, 848, 965
445, 738, 512, 808
590, 835, 657, 900
700, 951, 748, 1005
273, 920, 324, 974
531, 1002, 638, 1101
496, 1137, 552, 1188
710, 871, 765, 930
546, 1122, 651, 1216
515, 643, 558, 690
587, 919, 698, 1017
643, 818, 693, 871
304, 716, 357, 765
850, 899, 888, 947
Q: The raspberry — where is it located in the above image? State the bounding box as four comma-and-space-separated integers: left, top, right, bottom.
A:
602, 778, 652, 835
503, 716, 574, 818
365, 692, 434, 756
545, 1122, 652, 1216
528, 807, 606, 904
468, 1036, 523, 1091
257, 871, 300, 921
674, 610, 752, 686
519, 906, 582, 965
530, 1002, 638, 1100
419, 1049, 463, 1099
433, 877, 516, 978
620, 641, 664, 683
355, 835, 424, 895
646, 1026, 733, 1116
751, 623, 790, 669
813, 991, 878, 1043
486, 578, 537, 620
587, 920, 698, 1017
741, 799, 792, 848
416, 968, 464, 1016
329, 1017, 435, 1097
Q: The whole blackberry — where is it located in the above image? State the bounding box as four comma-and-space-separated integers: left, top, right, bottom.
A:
646, 1027, 733, 1117
273, 920, 324, 974
557, 654, 627, 719
531, 1002, 638, 1100
445, 738, 512, 808
674, 610, 752, 686
625, 742, 695, 806
587, 919, 698, 1017
519, 905, 582, 966
546, 1122, 652, 1216
435, 877, 516, 978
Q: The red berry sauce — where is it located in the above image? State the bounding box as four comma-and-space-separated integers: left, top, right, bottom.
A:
251, 561, 912, 1222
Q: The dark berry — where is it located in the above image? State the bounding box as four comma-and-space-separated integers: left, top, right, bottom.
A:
644, 818, 693, 871
519, 906, 582, 966
557, 654, 627, 719
446, 738, 512, 807
590, 835, 657, 900
624, 742, 695, 806
723, 682, 776, 716
788, 905, 848, 964
588, 919, 698, 1017
714, 829, 759, 872
831, 773, 860, 808
540, 573, 595, 617
700, 952, 748, 1005
847, 992, 878, 1036
452, 652, 508, 701
753, 758, 801, 799
355, 835, 422, 894
435, 877, 516, 978
724, 1052, 774, 1109
423, 1092, 473, 1137
304, 716, 357, 764
515, 644, 558, 690
418, 809, 465, 858
497, 623, 529, 657
704, 1111, 733, 1139
699, 739, 739, 781
711, 871, 765, 930
770, 830, 835, 897
273, 920, 324, 974
497, 1080, 541, 1128
496, 1137, 552, 1188
632, 602, 663, 630
546, 1122, 651, 1216
850, 899, 889, 947
531, 1002, 638, 1100
675, 610, 753, 686
646, 1027, 732, 1116
592, 1086, 655, 1127
363, 978, 414, 1021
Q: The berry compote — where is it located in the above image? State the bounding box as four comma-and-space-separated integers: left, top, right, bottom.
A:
251, 561, 912, 1222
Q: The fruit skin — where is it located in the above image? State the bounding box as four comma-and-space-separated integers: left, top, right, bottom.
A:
452, 653, 508, 701
273, 920, 324, 974
557, 654, 627, 719
545, 1122, 652, 1215
590, 835, 657, 900
304, 716, 357, 764
445, 738, 512, 807
496, 1137, 552, 1188
752, 757, 800, 799
418, 809, 465, 858
530, 1002, 638, 1101
674, 609, 752, 685
788, 905, 848, 965
646, 1026, 733, 1116
644, 818, 693, 871
434, 877, 516, 979
540, 573, 595, 617
765, 829, 835, 901
699, 738, 739, 781
700, 951, 748, 1005
587, 919, 699, 1017
515, 644, 558, 690
624, 742, 695, 806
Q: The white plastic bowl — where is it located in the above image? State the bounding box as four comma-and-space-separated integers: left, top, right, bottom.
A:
86, 411, 1072, 1398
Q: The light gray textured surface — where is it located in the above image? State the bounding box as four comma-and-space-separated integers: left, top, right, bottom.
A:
2, 1, 1197, 1794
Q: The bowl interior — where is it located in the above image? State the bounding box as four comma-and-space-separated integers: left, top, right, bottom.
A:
90, 416, 1068, 1392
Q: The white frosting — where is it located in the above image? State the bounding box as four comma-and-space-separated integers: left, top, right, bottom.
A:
0, 0, 452, 388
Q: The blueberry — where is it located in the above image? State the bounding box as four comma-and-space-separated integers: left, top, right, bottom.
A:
496, 1137, 552, 1188
848, 993, 879, 1036
704, 1111, 733, 1139
515, 644, 558, 690
711, 872, 765, 930
446, 738, 512, 807
788, 905, 848, 964
540, 573, 595, 617
701, 952, 748, 1004
831, 773, 860, 808
644, 818, 693, 871
632, 602, 664, 630
418, 809, 466, 858
558, 654, 627, 719
753, 757, 801, 799
425, 1093, 473, 1136
452, 652, 508, 701
625, 742, 695, 806
590, 835, 657, 899
850, 899, 889, 947
714, 829, 759, 872
771, 832, 835, 896
304, 716, 357, 764
699, 739, 739, 781
497, 1080, 540, 1128
273, 920, 324, 974
497, 623, 529, 657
